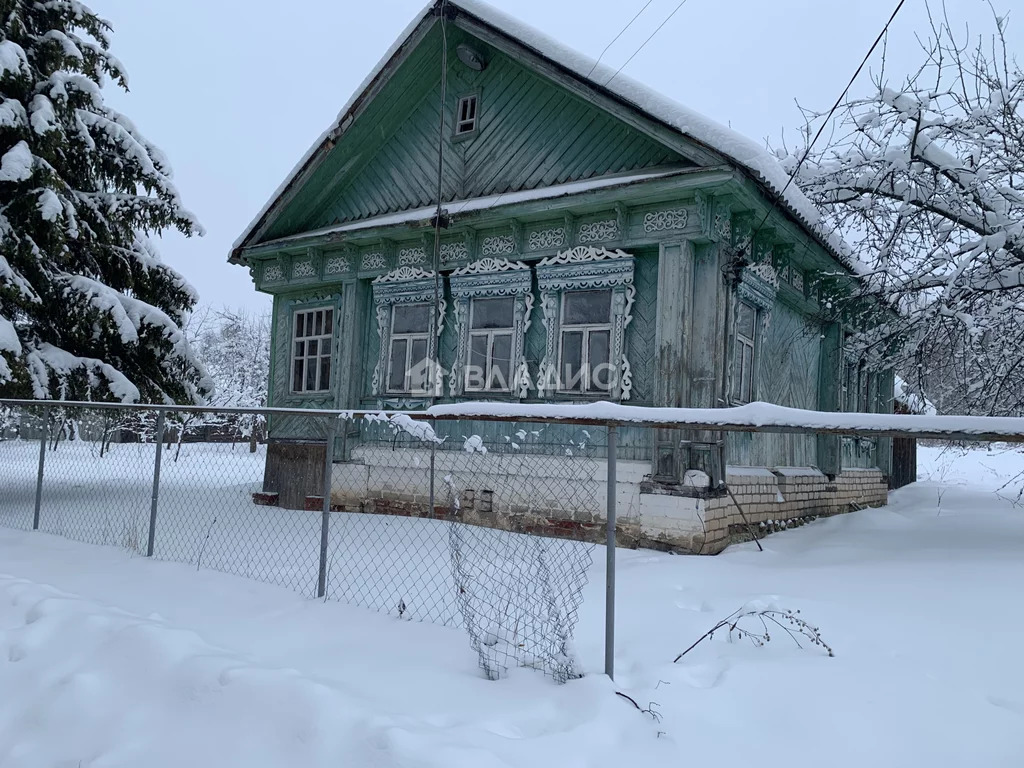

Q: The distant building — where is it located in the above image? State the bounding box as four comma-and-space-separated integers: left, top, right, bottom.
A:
230, 0, 893, 553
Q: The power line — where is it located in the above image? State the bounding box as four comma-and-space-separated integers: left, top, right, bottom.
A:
745, 0, 908, 255
603, 0, 693, 86
586, 0, 656, 78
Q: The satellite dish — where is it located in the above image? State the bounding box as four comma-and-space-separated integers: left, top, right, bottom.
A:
456, 43, 487, 71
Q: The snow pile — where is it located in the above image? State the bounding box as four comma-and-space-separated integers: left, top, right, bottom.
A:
1, 445, 1022, 766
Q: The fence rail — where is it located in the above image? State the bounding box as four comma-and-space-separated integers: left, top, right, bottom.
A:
2, 398, 1022, 683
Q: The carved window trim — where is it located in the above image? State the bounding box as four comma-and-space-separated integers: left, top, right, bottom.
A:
535, 246, 635, 401
290, 306, 335, 395
727, 265, 778, 406
448, 257, 533, 398
371, 267, 445, 398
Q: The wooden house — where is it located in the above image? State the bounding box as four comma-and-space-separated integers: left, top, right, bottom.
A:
230, 0, 894, 553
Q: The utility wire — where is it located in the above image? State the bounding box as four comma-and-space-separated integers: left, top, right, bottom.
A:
603, 0, 693, 86
745, 0, 907, 256
586, 0, 656, 78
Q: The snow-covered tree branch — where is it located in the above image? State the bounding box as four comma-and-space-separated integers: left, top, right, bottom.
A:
778, 3, 1023, 416
0, 1, 210, 403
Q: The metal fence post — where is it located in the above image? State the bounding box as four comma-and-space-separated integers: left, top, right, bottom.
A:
317, 416, 338, 598
605, 424, 617, 680
146, 410, 166, 557
32, 407, 48, 530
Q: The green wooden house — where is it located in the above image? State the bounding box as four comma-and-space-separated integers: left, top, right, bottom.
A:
230, 0, 894, 553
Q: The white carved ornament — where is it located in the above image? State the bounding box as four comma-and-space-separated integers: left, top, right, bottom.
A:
361, 252, 386, 270
292, 260, 316, 278
324, 256, 351, 275
578, 219, 618, 243
481, 234, 515, 256
451, 257, 529, 276
440, 242, 468, 264
263, 264, 284, 282
372, 265, 436, 284
528, 227, 565, 250
538, 245, 630, 267
398, 247, 427, 265
643, 208, 688, 232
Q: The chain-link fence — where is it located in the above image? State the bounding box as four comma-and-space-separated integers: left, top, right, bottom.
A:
0, 401, 613, 682
3, 399, 1022, 682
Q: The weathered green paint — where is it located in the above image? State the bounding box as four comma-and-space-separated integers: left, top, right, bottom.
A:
247, 6, 894, 483
260, 26, 687, 242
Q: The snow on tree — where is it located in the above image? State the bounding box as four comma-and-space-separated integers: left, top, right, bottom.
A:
778, 6, 1023, 416
0, 1, 210, 403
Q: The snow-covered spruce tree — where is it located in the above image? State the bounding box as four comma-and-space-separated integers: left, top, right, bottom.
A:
0, 1, 209, 403
778, 7, 1023, 416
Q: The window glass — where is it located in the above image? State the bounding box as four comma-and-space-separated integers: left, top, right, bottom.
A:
490, 333, 513, 388
388, 339, 407, 392
737, 301, 756, 339
471, 297, 514, 329
563, 290, 611, 325
392, 303, 430, 334
587, 329, 611, 391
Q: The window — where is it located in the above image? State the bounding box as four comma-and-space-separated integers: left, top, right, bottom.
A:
454, 94, 478, 136
559, 289, 612, 392
466, 296, 514, 391
386, 303, 431, 394
731, 300, 757, 403
291, 308, 333, 393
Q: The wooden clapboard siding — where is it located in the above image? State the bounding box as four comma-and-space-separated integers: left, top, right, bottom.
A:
261, 27, 686, 241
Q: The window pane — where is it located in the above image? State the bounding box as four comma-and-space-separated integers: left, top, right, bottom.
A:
471, 297, 514, 329
393, 303, 431, 334
295, 313, 305, 339
314, 311, 322, 336
319, 355, 331, 391
561, 331, 583, 391
563, 290, 611, 325
324, 308, 333, 329
469, 334, 487, 373
306, 338, 317, 357
305, 312, 314, 337
388, 339, 407, 391
737, 301, 756, 338
409, 338, 429, 391
588, 329, 611, 391
294, 341, 304, 360
305, 355, 317, 391
293, 359, 304, 392
490, 333, 512, 389
741, 345, 753, 401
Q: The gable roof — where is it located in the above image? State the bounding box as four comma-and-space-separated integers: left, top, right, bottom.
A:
231, 0, 853, 269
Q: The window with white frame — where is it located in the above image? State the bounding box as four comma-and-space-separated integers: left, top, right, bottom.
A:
731, 300, 758, 403
455, 94, 478, 136
291, 307, 333, 393
466, 296, 515, 391
386, 303, 432, 394
559, 289, 613, 393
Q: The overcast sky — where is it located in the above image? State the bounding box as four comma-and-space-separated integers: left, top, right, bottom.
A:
93, 0, 1005, 313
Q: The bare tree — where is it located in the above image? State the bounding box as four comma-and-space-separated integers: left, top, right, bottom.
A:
779, 3, 1023, 415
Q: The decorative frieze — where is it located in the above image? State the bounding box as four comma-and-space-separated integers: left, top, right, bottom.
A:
292, 260, 316, 279
440, 241, 468, 264
263, 263, 284, 283
324, 256, 351, 275
643, 208, 688, 232
361, 251, 386, 271
577, 219, 618, 244
481, 234, 516, 256
398, 247, 427, 266
528, 227, 565, 251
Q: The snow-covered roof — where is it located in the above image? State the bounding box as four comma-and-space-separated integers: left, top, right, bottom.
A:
232, 0, 851, 267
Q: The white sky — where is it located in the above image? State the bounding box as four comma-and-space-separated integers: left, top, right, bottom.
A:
93, 0, 1003, 313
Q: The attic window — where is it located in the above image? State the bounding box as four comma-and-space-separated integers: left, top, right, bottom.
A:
455, 94, 478, 137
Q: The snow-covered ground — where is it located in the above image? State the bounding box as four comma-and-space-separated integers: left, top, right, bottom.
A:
1, 444, 1022, 767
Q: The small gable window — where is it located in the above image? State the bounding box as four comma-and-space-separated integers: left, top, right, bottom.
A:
454, 94, 478, 137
